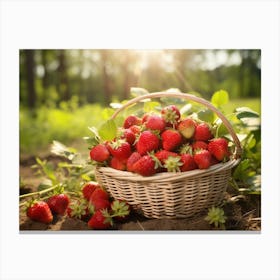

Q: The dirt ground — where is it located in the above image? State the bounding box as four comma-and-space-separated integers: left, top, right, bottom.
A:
19, 155, 261, 232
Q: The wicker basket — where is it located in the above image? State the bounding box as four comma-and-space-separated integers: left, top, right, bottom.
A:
95, 92, 242, 219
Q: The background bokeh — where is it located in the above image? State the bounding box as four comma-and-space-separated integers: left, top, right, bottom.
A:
19, 49, 261, 155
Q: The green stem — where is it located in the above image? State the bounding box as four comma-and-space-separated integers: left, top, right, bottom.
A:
19, 185, 58, 200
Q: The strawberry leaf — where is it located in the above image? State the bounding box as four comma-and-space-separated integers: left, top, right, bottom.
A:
211, 90, 229, 108
98, 119, 117, 141
51, 141, 77, 160
235, 107, 259, 119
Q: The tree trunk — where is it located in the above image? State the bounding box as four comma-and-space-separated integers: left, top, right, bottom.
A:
41, 50, 49, 103
58, 50, 70, 101
25, 50, 36, 109
100, 50, 112, 104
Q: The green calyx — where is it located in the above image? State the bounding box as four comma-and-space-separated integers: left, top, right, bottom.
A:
111, 200, 130, 218
110, 139, 126, 149
163, 109, 178, 124
205, 207, 227, 228
148, 151, 163, 170
100, 209, 114, 226
69, 199, 87, 219
179, 144, 193, 155
164, 156, 183, 172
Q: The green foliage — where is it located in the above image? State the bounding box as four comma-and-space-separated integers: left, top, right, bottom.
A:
20, 104, 105, 154
211, 90, 229, 108
98, 119, 117, 141
31, 141, 95, 194
205, 207, 227, 229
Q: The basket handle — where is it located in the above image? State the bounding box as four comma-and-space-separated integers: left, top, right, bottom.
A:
111, 92, 242, 158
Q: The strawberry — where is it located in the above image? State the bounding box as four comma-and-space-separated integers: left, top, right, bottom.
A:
133, 155, 157, 176
127, 152, 142, 172
129, 125, 141, 135
82, 181, 100, 201
90, 188, 109, 202
144, 115, 166, 132
90, 144, 110, 162
178, 118, 196, 139
163, 156, 183, 172
194, 123, 213, 141
161, 105, 181, 126
90, 198, 111, 211
180, 154, 197, 171
88, 209, 112, 229
142, 113, 151, 124
47, 194, 70, 215
210, 155, 220, 166
122, 128, 136, 145
27, 201, 53, 224
109, 140, 131, 160
136, 130, 160, 155
192, 141, 208, 151
208, 138, 230, 161
155, 150, 178, 165
109, 157, 127, 171
123, 115, 141, 129
194, 149, 211, 169
161, 129, 183, 151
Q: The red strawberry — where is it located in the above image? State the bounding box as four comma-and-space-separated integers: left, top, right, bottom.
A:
127, 152, 142, 172
145, 115, 166, 132
161, 129, 183, 151
47, 194, 70, 215
194, 123, 213, 141
82, 181, 100, 201
155, 150, 178, 165
192, 141, 208, 151
88, 210, 112, 229
178, 118, 196, 139
90, 144, 110, 162
161, 105, 181, 126
133, 155, 157, 176
27, 201, 53, 224
90, 188, 109, 202
136, 130, 160, 155
109, 140, 131, 160
142, 113, 151, 124
129, 125, 141, 135
90, 198, 111, 211
210, 155, 220, 166
122, 128, 136, 145
208, 138, 230, 161
109, 157, 127, 171
194, 149, 211, 169
123, 115, 141, 129
180, 154, 197, 171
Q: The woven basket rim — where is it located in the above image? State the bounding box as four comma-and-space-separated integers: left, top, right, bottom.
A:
96, 158, 240, 183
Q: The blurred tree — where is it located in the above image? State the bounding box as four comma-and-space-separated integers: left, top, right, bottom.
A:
24, 50, 36, 108
100, 50, 113, 104
19, 49, 261, 109
57, 50, 70, 101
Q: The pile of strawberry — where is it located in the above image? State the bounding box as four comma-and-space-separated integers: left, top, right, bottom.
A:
25, 182, 130, 229
90, 104, 231, 176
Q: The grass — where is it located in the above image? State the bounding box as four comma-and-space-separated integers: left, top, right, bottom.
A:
20, 104, 106, 155
20, 98, 261, 156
